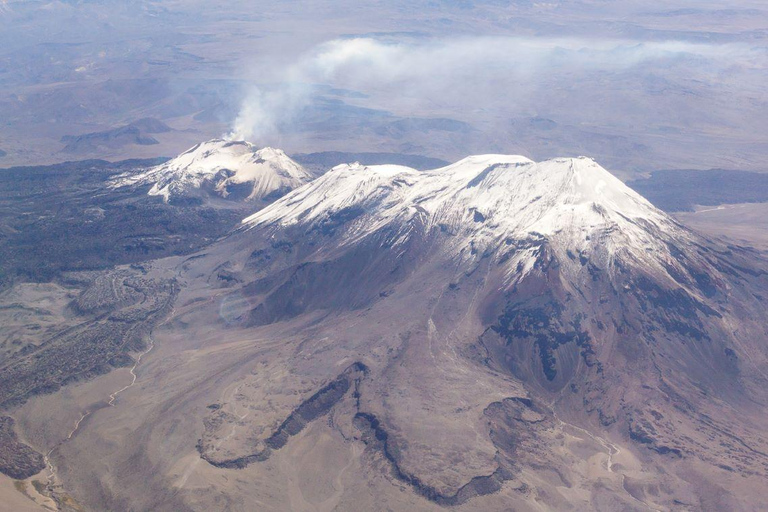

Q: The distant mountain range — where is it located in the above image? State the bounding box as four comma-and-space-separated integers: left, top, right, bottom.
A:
61, 118, 172, 154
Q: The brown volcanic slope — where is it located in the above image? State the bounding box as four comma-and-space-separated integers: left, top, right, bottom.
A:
7, 156, 768, 511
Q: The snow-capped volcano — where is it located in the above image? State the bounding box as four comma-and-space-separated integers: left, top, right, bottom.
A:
243, 155, 686, 285
236, 153, 755, 396
245, 155, 668, 236
169, 152, 768, 507
112, 139, 312, 203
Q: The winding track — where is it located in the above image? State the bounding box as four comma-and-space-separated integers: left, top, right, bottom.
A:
42, 304, 175, 505
107, 332, 158, 407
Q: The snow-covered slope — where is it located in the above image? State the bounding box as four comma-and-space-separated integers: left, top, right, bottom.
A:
112, 139, 312, 203
243, 154, 686, 283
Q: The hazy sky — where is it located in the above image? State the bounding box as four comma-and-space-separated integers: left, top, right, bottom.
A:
0, 1, 766, 173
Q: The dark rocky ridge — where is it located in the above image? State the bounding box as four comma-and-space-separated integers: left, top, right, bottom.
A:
0, 416, 45, 480
353, 411, 512, 506
199, 355, 544, 507
199, 362, 368, 468
352, 396, 555, 506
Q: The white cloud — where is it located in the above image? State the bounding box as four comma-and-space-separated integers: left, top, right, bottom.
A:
228, 36, 762, 143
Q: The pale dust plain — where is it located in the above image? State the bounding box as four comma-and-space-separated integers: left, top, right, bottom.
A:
4, 245, 686, 511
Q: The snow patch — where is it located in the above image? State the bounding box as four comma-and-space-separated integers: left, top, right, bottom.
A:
242, 154, 689, 282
